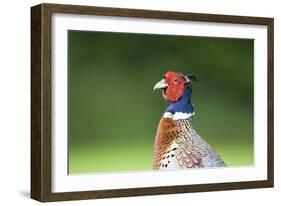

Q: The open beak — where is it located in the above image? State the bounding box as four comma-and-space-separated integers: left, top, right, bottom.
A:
153, 79, 168, 90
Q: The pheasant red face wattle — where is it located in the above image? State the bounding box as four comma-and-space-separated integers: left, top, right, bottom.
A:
154, 71, 188, 102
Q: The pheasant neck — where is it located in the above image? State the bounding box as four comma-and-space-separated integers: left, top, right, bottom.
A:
165, 84, 193, 114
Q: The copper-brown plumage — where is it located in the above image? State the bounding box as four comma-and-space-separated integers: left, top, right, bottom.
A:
153, 118, 179, 169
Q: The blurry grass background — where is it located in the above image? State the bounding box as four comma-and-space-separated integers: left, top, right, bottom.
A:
68, 31, 254, 174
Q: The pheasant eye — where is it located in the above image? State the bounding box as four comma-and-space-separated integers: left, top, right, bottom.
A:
174, 78, 178, 83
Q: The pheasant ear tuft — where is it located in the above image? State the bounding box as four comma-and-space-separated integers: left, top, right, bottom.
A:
177, 73, 198, 82
187, 74, 198, 82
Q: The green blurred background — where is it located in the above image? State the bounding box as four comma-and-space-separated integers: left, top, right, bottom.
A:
68, 30, 254, 174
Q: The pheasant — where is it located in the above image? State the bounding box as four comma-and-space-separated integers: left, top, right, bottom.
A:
153, 71, 226, 170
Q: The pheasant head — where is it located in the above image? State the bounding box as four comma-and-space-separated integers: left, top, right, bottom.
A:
153, 71, 197, 116
153, 71, 197, 102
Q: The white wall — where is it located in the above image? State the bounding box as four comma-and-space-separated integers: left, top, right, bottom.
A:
0, 0, 280, 205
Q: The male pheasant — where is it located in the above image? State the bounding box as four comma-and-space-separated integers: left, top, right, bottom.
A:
153, 71, 226, 170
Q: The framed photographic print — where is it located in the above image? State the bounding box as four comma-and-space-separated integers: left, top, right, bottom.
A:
31, 3, 274, 202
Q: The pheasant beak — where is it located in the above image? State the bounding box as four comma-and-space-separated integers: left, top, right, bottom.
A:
153, 79, 168, 90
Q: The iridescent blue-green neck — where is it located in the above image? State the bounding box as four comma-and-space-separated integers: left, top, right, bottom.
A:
165, 84, 193, 114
